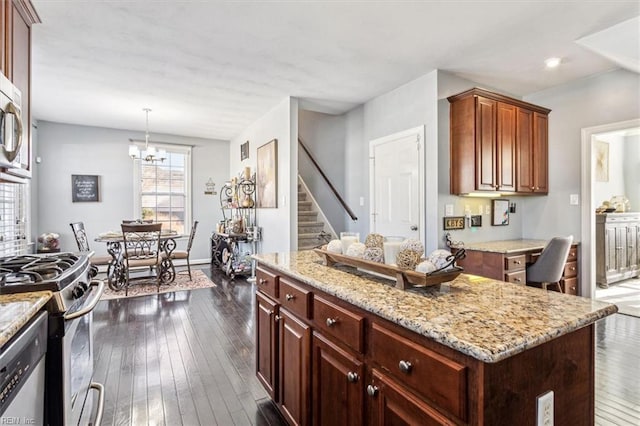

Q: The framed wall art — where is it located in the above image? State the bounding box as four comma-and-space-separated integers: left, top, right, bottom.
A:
240, 140, 249, 161
594, 140, 609, 182
72, 174, 100, 202
492, 199, 509, 226
256, 139, 277, 208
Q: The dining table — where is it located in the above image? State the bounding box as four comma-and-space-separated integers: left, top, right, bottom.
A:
95, 230, 186, 291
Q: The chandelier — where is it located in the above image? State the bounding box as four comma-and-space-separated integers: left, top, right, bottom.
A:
128, 108, 166, 163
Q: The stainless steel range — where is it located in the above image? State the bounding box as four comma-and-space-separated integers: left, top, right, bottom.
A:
0, 253, 105, 426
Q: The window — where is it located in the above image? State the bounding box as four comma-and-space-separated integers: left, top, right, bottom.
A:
133, 144, 191, 234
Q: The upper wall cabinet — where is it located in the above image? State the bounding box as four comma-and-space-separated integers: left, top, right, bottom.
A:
1, 0, 40, 179
448, 88, 551, 196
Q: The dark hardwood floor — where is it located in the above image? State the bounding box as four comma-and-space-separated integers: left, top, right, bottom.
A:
92, 266, 639, 425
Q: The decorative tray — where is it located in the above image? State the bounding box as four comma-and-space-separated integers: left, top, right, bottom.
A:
313, 248, 464, 290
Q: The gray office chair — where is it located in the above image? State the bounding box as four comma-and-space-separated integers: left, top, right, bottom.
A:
526, 236, 573, 292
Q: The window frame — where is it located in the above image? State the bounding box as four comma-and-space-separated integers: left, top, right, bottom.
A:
132, 142, 192, 234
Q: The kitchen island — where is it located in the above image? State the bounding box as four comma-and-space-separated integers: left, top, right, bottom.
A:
0, 291, 52, 348
254, 250, 616, 425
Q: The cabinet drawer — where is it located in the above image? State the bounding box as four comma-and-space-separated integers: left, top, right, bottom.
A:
279, 277, 312, 319
563, 277, 578, 295
505, 255, 526, 271
370, 323, 467, 420
313, 296, 364, 353
256, 267, 278, 299
567, 245, 578, 262
505, 270, 526, 285
564, 261, 578, 278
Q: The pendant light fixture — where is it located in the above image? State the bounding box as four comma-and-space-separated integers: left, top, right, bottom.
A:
128, 108, 166, 163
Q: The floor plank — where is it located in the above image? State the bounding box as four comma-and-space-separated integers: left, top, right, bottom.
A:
92, 267, 639, 425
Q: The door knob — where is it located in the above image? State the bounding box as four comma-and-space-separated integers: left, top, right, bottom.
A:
410, 225, 418, 231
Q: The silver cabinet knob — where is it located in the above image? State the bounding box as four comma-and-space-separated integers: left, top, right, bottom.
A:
326, 318, 337, 327
366, 384, 378, 397
274, 315, 281, 323
347, 372, 359, 383
259, 278, 267, 285
399, 360, 413, 374
285, 294, 295, 301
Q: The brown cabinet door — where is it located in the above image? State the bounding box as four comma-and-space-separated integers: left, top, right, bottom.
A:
279, 307, 311, 426
312, 332, 364, 426
496, 102, 516, 191
256, 292, 278, 401
368, 369, 456, 426
475, 96, 497, 191
532, 112, 548, 193
516, 107, 534, 192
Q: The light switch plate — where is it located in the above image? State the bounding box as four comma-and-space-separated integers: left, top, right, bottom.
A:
445, 204, 454, 216
570, 194, 579, 205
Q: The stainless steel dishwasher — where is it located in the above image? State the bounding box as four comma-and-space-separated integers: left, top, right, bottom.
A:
0, 312, 47, 425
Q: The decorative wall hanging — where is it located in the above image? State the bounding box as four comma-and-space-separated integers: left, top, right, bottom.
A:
443, 216, 465, 230
72, 174, 100, 202
256, 139, 277, 208
595, 140, 609, 182
492, 199, 509, 226
241, 140, 249, 161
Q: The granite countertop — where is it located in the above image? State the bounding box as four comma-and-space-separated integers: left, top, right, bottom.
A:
254, 250, 616, 363
462, 239, 555, 254
0, 291, 52, 349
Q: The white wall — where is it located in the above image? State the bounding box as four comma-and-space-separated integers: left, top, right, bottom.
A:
229, 97, 298, 254
346, 71, 439, 253
524, 69, 640, 240
624, 134, 640, 211
35, 121, 227, 261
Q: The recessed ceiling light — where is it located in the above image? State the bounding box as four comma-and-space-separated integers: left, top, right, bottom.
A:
545, 57, 562, 68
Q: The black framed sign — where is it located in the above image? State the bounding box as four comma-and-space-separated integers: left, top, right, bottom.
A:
72, 174, 100, 202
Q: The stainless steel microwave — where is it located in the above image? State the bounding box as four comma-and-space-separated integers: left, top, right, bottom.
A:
0, 72, 23, 170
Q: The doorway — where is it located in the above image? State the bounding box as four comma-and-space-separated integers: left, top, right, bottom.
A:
369, 126, 425, 244
581, 119, 640, 316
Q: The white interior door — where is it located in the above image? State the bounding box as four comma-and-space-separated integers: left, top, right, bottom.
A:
370, 126, 424, 243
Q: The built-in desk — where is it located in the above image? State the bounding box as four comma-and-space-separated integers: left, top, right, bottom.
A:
455, 239, 580, 295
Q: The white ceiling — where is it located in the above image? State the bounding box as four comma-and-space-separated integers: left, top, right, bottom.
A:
31, 1, 640, 141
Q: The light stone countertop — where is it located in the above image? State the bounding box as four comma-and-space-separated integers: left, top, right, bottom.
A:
0, 291, 52, 349
254, 250, 616, 363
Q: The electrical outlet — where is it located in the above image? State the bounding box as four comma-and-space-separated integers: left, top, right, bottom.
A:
536, 391, 554, 426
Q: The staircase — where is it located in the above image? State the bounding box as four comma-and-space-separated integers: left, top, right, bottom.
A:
298, 180, 334, 250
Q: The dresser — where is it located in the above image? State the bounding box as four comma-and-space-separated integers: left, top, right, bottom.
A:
596, 213, 640, 288
455, 239, 580, 295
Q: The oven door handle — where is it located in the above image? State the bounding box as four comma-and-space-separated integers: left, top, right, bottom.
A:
89, 382, 105, 426
64, 280, 105, 321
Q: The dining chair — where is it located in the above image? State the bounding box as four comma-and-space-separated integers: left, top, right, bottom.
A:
526, 235, 573, 292
69, 222, 112, 274
171, 221, 199, 280
122, 219, 154, 224
121, 222, 163, 295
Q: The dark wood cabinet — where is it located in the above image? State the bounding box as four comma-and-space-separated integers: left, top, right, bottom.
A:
368, 369, 456, 426
1, 0, 39, 179
278, 307, 311, 426
449, 88, 550, 195
312, 332, 364, 426
256, 291, 278, 401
